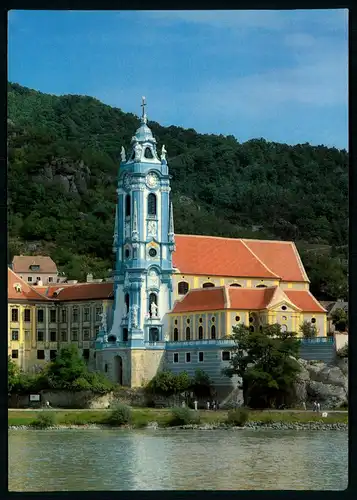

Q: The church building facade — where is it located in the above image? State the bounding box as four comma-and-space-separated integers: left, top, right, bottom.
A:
94, 99, 327, 391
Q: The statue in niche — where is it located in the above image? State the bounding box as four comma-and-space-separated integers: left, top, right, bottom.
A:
160, 144, 167, 161
100, 311, 107, 332
150, 301, 158, 318
134, 143, 143, 161
131, 304, 139, 328
121, 146, 126, 162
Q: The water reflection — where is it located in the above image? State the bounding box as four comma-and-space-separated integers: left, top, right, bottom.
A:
8, 429, 348, 491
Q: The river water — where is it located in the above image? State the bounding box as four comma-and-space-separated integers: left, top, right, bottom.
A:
8, 429, 348, 491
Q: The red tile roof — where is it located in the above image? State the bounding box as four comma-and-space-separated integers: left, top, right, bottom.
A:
172, 287, 226, 313
38, 283, 114, 301
228, 286, 277, 310
284, 290, 326, 313
12, 255, 58, 274
172, 286, 325, 314
173, 235, 279, 279
243, 239, 309, 282
8, 268, 50, 302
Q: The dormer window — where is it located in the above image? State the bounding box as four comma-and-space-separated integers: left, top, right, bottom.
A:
30, 265, 40, 271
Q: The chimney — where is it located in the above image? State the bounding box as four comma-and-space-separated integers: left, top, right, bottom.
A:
87, 273, 93, 283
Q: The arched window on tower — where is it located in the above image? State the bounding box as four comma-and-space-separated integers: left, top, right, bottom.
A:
148, 193, 157, 217
173, 328, 179, 341
202, 282, 215, 288
178, 281, 189, 295
124, 293, 130, 315
186, 327, 191, 341
149, 293, 158, 317
198, 325, 203, 340
144, 147, 154, 159
211, 324, 216, 339
125, 194, 131, 217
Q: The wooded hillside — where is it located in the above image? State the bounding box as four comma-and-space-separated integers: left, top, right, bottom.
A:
7, 82, 348, 300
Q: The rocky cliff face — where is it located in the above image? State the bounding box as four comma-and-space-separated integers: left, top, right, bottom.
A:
33, 158, 91, 195
294, 358, 348, 408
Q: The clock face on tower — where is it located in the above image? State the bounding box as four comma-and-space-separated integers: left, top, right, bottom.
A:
123, 174, 131, 190
146, 172, 159, 189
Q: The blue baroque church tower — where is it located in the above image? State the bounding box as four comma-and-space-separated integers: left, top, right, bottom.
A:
95, 98, 175, 386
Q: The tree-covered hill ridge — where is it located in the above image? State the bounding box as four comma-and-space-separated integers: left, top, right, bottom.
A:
7, 82, 348, 300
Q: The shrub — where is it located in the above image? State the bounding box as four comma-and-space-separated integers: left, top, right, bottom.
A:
31, 412, 56, 429
168, 406, 201, 427
106, 403, 132, 426
337, 344, 348, 358
227, 408, 250, 427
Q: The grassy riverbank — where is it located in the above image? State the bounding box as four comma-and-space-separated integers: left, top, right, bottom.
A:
8, 408, 348, 428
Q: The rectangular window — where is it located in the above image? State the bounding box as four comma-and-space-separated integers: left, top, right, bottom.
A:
123, 328, 129, 342
186, 352, 191, 363
72, 308, 79, 323
37, 331, 44, 342
61, 309, 67, 323
72, 330, 78, 341
11, 309, 19, 322
83, 349, 90, 360
24, 330, 30, 339
36, 277, 41, 282
50, 350, 57, 361
60, 330, 67, 342
83, 329, 90, 340
11, 330, 19, 341
24, 309, 31, 322
37, 350, 45, 360
222, 351, 231, 361
28, 277, 32, 282
198, 352, 204, 362
95, 325, 100, 335
95, 307, 102, 321
37, 309, 44, 323
173, 353, 179, 363
50, 330, 57, 342
84, 307, 90, 322
48, 277, 53, 283
50, 309, 57, 323
12, 350, 18, 359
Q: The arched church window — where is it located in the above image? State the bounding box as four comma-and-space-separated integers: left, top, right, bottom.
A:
186, 327, 191, 341
125, 194, 131, 217
230, 283, 242, 287
108, 335, 116, 343
124, 294, 130, 314
202, 282, 215, 288
173, 328, 179, 341
256, 284, 267, 288
148, 193, 157, 217
144, 147, 154, 159
178, 281, 189, 295
211, 325, 216, 339
198, 326, 203, 340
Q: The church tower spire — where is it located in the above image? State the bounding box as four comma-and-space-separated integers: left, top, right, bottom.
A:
103, 97, 175, 386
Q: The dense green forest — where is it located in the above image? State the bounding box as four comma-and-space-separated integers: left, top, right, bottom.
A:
7, 82, 348, 300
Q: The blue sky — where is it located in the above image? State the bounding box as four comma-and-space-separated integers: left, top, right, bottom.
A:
8, 9, 348, 149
